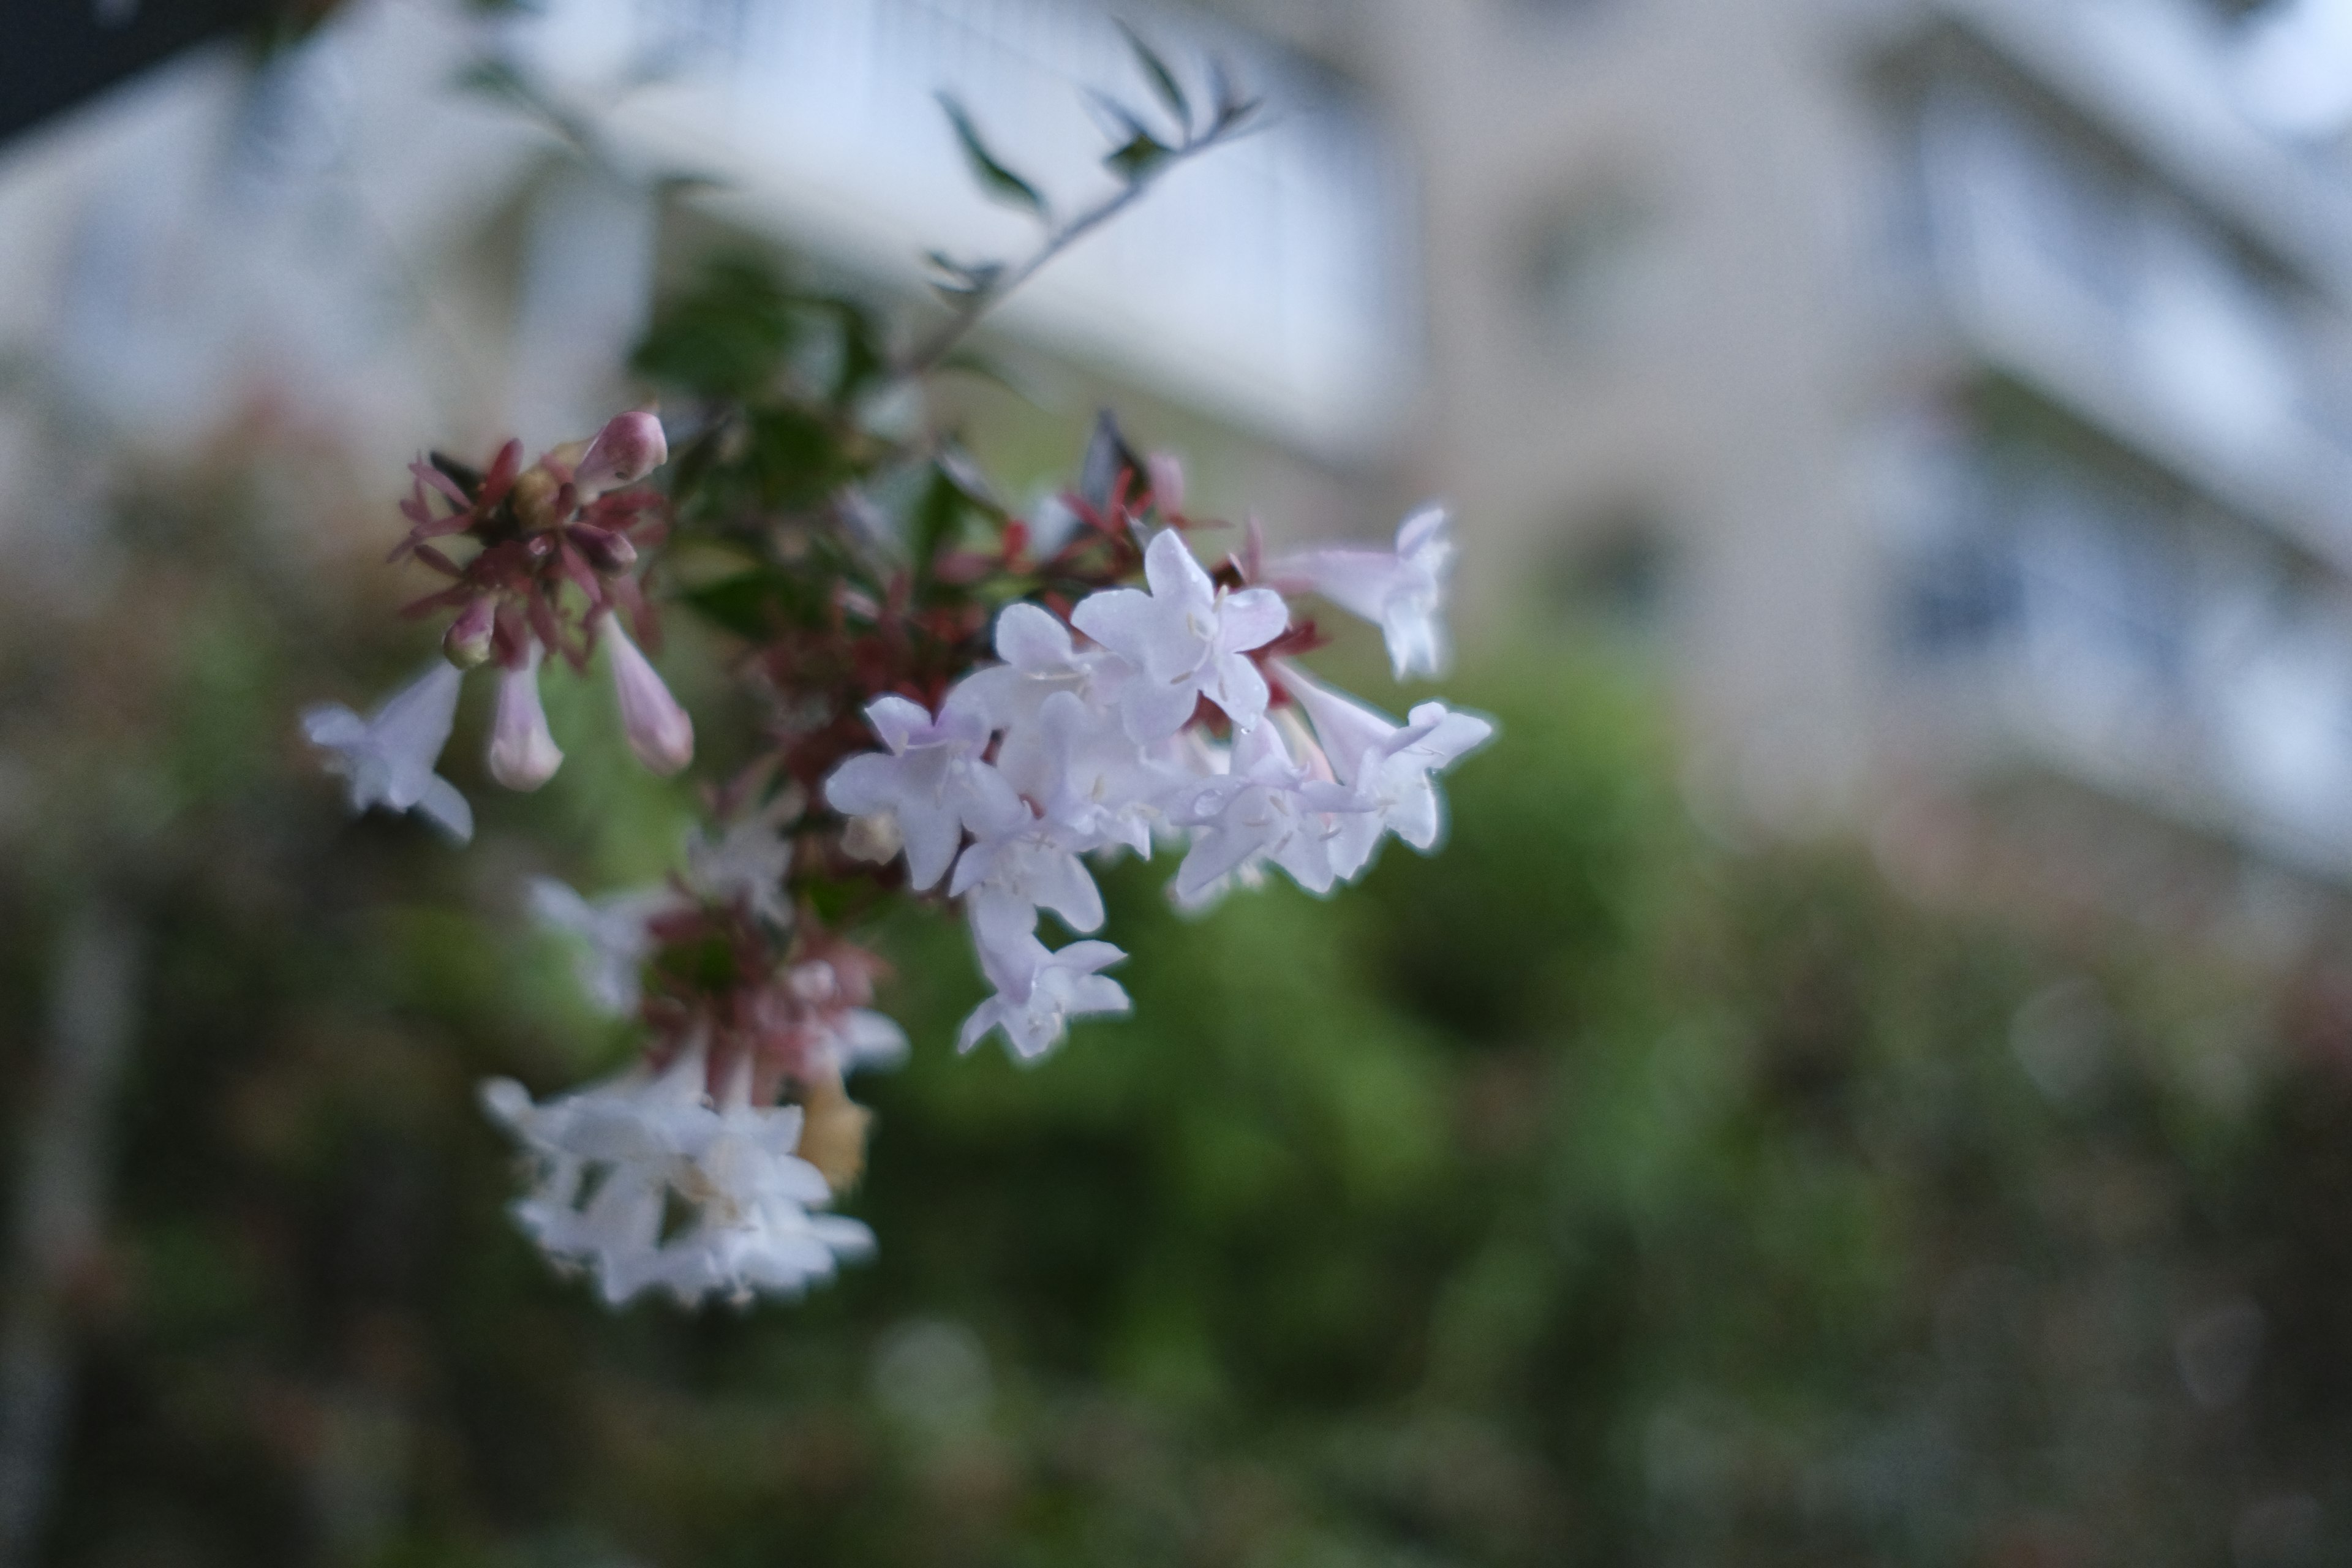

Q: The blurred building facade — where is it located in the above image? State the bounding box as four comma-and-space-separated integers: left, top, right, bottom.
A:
1254, 0, 2352, 943
10, 0, 2352, 942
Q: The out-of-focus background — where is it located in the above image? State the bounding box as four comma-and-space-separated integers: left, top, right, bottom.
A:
9, 1, 2352, 1562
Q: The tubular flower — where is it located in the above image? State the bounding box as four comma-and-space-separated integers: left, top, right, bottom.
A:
606, 620, 695, 776
301, 661, 473, 842
1072, 529, 1288, 741
480, 1041, 872, 1308
488, 639, 564, 791
332, 393, 1493, 1313
1268, 505, 1455, 679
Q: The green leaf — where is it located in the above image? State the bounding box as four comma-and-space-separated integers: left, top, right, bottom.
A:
1105, 130, 1172, 184
679, 570, 820, 639
631, 254, 801, 400
743, 405, 853, 511
1116, 20, 1191, 130
937, 94, 1048, 217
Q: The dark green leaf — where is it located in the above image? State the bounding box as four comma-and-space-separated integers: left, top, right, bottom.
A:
743, 405, 854, 511
679, 570, 819, 639
632, 255, 801, 401
1106, 130, 1172, 183
937, 94, 1048, 216
1115, 20, 1191, 130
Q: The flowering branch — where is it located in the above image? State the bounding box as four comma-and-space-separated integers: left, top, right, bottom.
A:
897, 39, 1262, 380
296, 29, 1493, 1313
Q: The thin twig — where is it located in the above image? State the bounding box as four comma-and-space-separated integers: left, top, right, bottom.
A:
894, 113, 1262, 382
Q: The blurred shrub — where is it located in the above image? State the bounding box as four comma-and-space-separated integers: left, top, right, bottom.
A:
2, 429, 2350, 1568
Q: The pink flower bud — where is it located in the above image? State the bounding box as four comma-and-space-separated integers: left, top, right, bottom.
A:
488, 641, 564, 791
606, 620, 693, 775
575, 412, 668, 500
443, 597, 496, 669
568, 522, 638, 573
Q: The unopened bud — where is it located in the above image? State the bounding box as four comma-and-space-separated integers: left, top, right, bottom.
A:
443, 598, 496, 669
488, 641, 564, 791
842, 811, 902, 864
575, 412, 668, 500
606, 620, 693, 775
569, 523, 638, 573
511, 465, 563, 531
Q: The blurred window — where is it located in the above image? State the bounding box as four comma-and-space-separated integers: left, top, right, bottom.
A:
1549, 505, 1677, 639
1519, 181, 1667, 356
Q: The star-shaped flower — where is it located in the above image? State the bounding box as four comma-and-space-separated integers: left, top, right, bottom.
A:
481, 1041, 870, 1308
1268, 505, 1454, 679
1072, 530, 1288, 742
825, 696, 1025, 890
1166, 718, 1341, 905
956, 936, 1131, 1060
302, 660, 473, 842
1284, 663, 1494, 879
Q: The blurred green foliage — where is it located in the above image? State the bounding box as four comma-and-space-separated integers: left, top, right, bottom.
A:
6, 421, 2352, 1568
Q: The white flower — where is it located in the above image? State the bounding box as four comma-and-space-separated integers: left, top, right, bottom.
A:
1284, 663, 1494, 879
946, 602, 1117, 800
827, 1007, 911, 1075
1072, 530, 1288, 742
529, 876, 677, 1015
1031, 689, 1186, 856
951, 809, 1107, 945
302, 660, 473, 842
956, 935, 1131, 1060
1166, 717, 1342, 905
606, 620, 695, 776
1268, 505, 1454, 680
488, 639, 564, 791
824, 695, 1024, 890
481, 1041, 872, 1308
685, 810, 795, 927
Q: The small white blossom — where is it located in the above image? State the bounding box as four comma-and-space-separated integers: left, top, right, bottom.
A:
947, 603, 1118, 801
1166, 717, 1343, 905
1284, 663, 1494, 879
824, 696, 1023, 890
1031, 690, 1183, 856
951, 809, 1107, 946
685, 809, 795, 927
956, 935, 1132, 1060
1072, 530, 1288, 741
481, 1041, 872, 1308
529, 876, 678, 1015
302, 660, 473, 842
1268, 505, 1454, 680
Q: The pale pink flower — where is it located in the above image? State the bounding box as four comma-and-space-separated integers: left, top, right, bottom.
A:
574, 410, 669, 500
1268, 506, 1455, 680
606, 620, 695, 775
1072, 530, 1288, 741
488, 639, 564, 791
824, 696, 1025, 891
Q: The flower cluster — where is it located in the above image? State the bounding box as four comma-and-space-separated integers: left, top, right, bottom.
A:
828, 524, 1491, 1060
303, 412, 695, 843
305, 394, 1491, 1308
